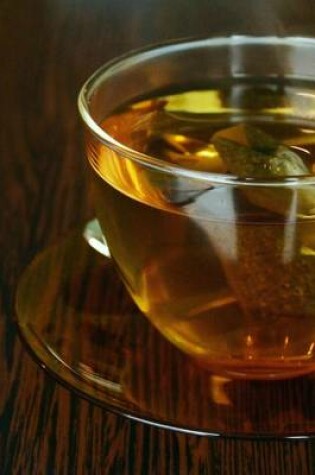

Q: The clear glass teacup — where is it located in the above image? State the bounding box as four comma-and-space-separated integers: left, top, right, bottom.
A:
78, 36, 315, 379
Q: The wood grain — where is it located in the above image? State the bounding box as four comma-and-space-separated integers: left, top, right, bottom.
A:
1, 0, 315, 473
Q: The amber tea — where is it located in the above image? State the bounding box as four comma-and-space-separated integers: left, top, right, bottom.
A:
78, 37, 315, 379
86, 80, 315, 379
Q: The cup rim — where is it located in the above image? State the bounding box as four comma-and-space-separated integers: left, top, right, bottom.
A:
78, 35, 315, 187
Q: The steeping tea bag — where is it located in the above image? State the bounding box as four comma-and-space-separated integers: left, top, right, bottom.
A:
209, 124, 315, 330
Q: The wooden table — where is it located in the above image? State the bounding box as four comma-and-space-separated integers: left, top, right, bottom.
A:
1, 0, 315, 473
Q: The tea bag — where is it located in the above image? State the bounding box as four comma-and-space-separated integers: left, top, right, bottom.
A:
209, 124, 315, 329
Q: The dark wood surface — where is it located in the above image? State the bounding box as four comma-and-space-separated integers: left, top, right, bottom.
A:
1, 0, 315, 473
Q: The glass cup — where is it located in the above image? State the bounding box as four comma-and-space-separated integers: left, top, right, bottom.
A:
78, 36, 315, 379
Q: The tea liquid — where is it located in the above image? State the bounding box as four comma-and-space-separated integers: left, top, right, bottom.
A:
87, 82, 315, 378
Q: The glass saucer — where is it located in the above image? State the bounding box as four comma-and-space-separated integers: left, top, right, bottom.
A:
15, 224, 315, 439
